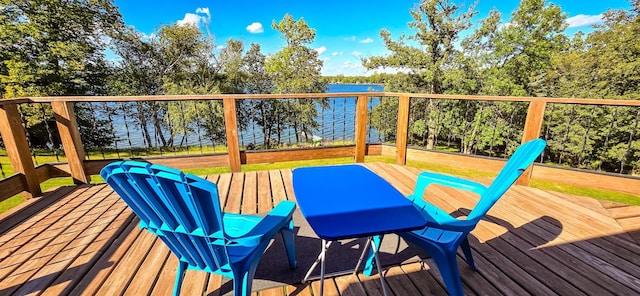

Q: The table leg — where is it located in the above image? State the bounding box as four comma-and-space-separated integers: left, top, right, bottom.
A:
353, 237, 373, 274
320, 239, 327, 296
369, 237, 390, 296
362, 235, 383, 276
302, 239, 332, 296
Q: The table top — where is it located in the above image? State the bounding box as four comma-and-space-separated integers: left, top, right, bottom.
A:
292, 164, 427, 241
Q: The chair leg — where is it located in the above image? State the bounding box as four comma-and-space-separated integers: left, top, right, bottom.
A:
363, 235, 383, 276
432, 252, 464, 296
460, 237, 477, 270
233, 264, 259, 296
280, 219, 297, 269
173, 261, 188, 296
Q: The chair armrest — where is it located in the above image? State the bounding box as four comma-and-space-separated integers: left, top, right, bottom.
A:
408, 172, 488, 233
228, 200, 296, 244
420, 211, 477, 233
411, 171, 487, 201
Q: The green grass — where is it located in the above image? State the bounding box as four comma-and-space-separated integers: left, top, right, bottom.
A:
530, 179, 640, 206
0, 195, 24, 214
1, 153, 639, 215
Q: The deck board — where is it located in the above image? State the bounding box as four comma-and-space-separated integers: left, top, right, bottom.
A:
1, 162, 639, 295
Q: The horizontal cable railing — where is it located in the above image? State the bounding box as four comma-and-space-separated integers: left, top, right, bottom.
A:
0, 92, 638, 202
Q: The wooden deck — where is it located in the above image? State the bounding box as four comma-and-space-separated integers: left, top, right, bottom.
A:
1, 162, 640, 296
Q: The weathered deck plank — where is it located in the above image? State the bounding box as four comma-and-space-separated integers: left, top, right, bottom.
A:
1, 163, 639, 296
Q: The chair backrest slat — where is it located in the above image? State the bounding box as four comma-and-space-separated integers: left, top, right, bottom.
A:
468, 139, 546, 222
101, 161, 230, 271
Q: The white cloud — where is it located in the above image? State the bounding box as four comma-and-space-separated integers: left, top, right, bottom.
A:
332, 51, 343, 56
352, 51, 362, 57
344, 36, 356, 41
566, 14, 603, 28
141, 32, 156, 41
246, 22, 264, 33
359, 37, 374, 44
177, 7, 211, 27
342, 61, 363, 69
196, 7, 210, 17
323, 57, 330, 62
177, 14, 201, 26
315, 46, 327, 55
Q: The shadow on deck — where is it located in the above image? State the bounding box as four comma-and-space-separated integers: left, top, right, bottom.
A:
1, 163, 639, 295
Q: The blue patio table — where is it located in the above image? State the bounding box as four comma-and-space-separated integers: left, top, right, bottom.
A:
292, 164, 428, 296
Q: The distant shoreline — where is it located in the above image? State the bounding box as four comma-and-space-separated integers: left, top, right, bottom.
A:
327, 82, 384, 86
328, 82, 384, 86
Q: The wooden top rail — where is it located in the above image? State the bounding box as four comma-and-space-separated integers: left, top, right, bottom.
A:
393, 93, 640, 106
15, 92, 386, 103
4, 92, 639, 106
0, 91, 638, 202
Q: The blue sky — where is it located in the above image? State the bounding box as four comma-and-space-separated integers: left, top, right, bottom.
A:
113, 0, 633, 76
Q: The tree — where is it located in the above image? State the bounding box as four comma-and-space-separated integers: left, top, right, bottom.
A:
363, 0, 475, 94
363, 0, 476, 149
219, 39, 246, 94
471, 0, 567, 96
109, 23, 228, 149
528, 6, 640, 173
266, 14, 327, 144
1, 0, 123, 149
440, 0, 569, 155
241, 43, 281, 148
1, 0, 123, 97
154, 24, 226, 149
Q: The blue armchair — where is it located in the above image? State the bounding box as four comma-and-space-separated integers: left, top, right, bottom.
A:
365, 139, 546, 295
101, 161, 297, 296
401, 139, 545, 295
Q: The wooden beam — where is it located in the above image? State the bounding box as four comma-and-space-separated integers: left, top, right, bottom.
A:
83, 154, 230, 175
354, 95, 369, 163
223, 98, 242, 172
395, 95, 411, 165
521, 100, 547, 143
51, 101, 90, 184
0, 103, 41, 199
517, 100, 546, 186
243, 146, 356, 164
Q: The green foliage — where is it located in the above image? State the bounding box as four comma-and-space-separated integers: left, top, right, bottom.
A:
1, 0, 638, 178
241, 43, 281, 148
1, 0, 121, 148
363, 0, 476, 149
531, 6, 640, 174
267, 14, 326, 94
1, 0, 124, 97
109, 23, 227, 149
363, 0, 476, 94
266, 14, 328, 145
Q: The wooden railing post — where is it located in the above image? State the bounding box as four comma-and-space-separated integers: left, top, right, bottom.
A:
223, 98, 242, 173
396, 95, 411, 165
0, 103, 42, 198
354, 95, 369, 163
516, 99, 547, 186
51, 101, 90, 184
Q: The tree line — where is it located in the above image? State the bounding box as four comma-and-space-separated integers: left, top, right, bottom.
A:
1, 0, 639, 174
361, 0, 640, 175
1, 1, 326, 150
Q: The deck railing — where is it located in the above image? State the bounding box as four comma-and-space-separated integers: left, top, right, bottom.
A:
0, 92, 639, 202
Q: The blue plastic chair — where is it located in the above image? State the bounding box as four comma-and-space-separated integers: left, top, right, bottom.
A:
100, 161, 297, 296
368, 139, 546, 296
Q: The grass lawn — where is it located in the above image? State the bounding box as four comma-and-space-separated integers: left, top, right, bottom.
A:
1, 154, 639, 215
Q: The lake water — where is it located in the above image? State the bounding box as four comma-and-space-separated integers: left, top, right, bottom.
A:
110, 83, 384, 149
328, 83, 383, 93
